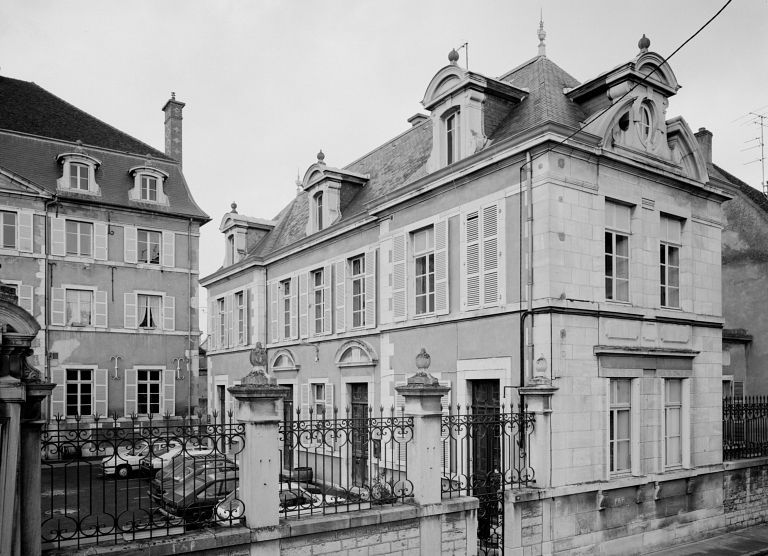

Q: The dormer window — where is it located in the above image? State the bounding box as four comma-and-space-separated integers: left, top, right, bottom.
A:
129, 165, 169, 205
445, 111, 460, 165
315, 192, 324, 230
639, 102, 653, 143
56, 152, 101, 195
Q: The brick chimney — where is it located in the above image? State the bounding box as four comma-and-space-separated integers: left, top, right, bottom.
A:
162, 92, 185, 165
694, 127, 713, 166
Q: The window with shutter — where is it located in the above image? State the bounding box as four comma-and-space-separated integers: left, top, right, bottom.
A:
269, 282, 279, 343
392, 233, 407, 321
434, 218, 449, 314
291, 276, 299, 340
208, 299, 216, 350
163, 295, 175, 331
335, 261, 345, 332
364, 250, 376, 329
94, 222, 108, 261
94, 368, 108, 417
323, 264, 333, 335
462, 202, 504, 310
299, 273, 309, 339
162, 231, 175, 267
481, 204, 499, 306
50, 368, 66, 417
124, 292, 137, 329
124, 226, 138, 263
94, 290, 108, 328
50, 216, 66, 256
18, 284, 33, 315
462, 211, 481, 310
225, 294, 234, 347
300, 383, 310, 418
18, 210, 33, 253
124, 368, 138, 416
349, 256, 365, 328
51, 288, 66, 325
162, 368, 176, 416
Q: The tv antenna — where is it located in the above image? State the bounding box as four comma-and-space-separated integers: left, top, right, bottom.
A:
741, 110, 768, 194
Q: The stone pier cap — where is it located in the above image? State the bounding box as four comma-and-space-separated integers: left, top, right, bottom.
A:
394, 348, 451, 413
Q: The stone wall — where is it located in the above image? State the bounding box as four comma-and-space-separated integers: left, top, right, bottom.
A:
723, 458, 768, 530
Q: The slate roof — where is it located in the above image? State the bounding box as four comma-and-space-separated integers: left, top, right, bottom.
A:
241, 54, 586, 263
0, 76, 209, 221
711, 163, 768, 214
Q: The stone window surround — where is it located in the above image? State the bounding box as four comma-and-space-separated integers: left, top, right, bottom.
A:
56, 152, 102, 195
128, 165, 170, 205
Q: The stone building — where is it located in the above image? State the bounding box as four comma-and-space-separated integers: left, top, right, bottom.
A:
0, 77, 209, 420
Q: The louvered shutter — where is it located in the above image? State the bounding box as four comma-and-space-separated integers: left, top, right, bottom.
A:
94, 222, 108, 261
291, 276, 299, 339
225, 294, 233, 346
249, 287, 258, 345
51, 288, 65, 325
482, 204, 500, 307
94, 368, 108, 418
18, 284, 33, 315
162, 231, 175, 268
434, 218, 449, 315
392, 233, 407, 322
394, 381, 406, 414
394, 381, 407, 467
269, 282, 279, 343
462, 210, 481, 311
124, 293, 137, 329
124, 226, 137, 263
299, 272, 309, 339
495, 201, 506, 305
208, 299, 216, 350
334, 261, 345, 333
323, 264, 332, 335
51, 368, 66, 418
51, 216, 66, 256
124, 368, 137, 416
324, 383, 335, 418
241, 291, 249, 346
94, 290, 108, 328
163, 295, 175, 331
300, 383, 310, 418
162, 368, 176, 416
364, 249, 376, 328
439, 380, 451, 469
18, 210, 33, 253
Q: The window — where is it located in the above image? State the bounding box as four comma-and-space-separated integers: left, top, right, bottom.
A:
0, 210, 16, 249
609, 379, 631, 474
138, 229, 161, 265
350, 256, 365, 328
66, 369, 92, 417
140, 175, 158, 201
236, 291, 246, 345
664, 379, 683, 468
138, 294, 161, 329
639, 103, 653, 142
445, 111, 459, 165
660, 216, 681, 308
70, 162, 90, 190
312, 383, 326, 417
312, 269, 325, 334
66, 289, 93, 326
227, 235, 235, 265
282, 279, 292, 339
413, 227, 435, 315
137, 369, 162, 415
66, 220, 93, 257
605, 202, 631, 302
315, 192, 324, 231
217, 298, 226, 345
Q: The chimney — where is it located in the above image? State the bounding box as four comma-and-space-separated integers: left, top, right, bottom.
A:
162, 92, 185, 165
407, 113, 429, 127
694, 127, 713, 166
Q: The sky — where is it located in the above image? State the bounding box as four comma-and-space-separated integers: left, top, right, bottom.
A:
1, 0, 766, 334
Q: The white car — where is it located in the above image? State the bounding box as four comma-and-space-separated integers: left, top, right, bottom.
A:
102, 440, 181, 479
141, 445, 211, 476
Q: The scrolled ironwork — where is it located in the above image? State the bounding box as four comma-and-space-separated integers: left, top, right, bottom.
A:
723, 396, 768, 461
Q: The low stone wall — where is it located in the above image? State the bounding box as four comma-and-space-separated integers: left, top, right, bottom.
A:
723, 457, 768, 530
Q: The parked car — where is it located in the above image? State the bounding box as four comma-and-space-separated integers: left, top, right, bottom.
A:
102, 440, 181, 479
213, 485, 314, 526
141, 445, 211, 478
159, 470, 239, 523
149, 453, 238, 502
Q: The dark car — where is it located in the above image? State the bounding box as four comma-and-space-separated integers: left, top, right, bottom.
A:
159, 470, 239, 523
149, 454, 238, 503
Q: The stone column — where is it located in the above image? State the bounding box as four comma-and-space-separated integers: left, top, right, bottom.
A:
518, 382, 557, 489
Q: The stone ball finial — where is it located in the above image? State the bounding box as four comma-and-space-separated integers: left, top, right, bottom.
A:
317, 150, 326, 164
638, 34, 650, 53
230, 202, 238, 213
171, 92, 176, 100
415, 348, 431, 370
448, 48, 460, 64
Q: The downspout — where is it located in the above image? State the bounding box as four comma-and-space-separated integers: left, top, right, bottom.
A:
519, 152, 533, 401
43, 195, 59, 419
187, 218, 193, 418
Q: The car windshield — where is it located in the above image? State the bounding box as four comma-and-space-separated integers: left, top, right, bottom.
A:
117, 440, 148, 456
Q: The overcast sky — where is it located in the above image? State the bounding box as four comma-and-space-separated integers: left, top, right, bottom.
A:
2, 0, 766, 333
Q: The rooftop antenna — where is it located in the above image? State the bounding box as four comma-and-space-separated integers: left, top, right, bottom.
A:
741, 111, 768, 194
455, 43, 469, 70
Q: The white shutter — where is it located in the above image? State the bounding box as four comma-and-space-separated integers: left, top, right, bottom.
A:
300, 383, 310, 418
462, 210, 481, 311
439, 380, 451, 469
94, 368, 108, 418
249, 287, 258, 345
241, 291, 249, 346
434, 218, 449, 315
299, 272, 309, 339
496, 201, 506, 305
124, 226, 137, 263
94, 290, 108, 328
291, 275, 299, 339
51, 288, 65, 325
323, 264, 332, 335
392, 232, 407, 322
482, 204, 500, 307
162, 368, 176, 416
208, 299, 216, 350
394, 381, 406, 414
94, 222, 108, 261
124, 292, 137, 329
51, 216, 66, 256
334, 261, 345, 333
269, 282, 279, 343
225, 294, 233, 347
18, 284, 33, 315
364, 249, 376, 328
18, 210, 33, 253
124, 368, 137, 416
162, 231, 175, 268
51, 368, 66, 417
164, 296, 175, 331
324, 383, 335, 418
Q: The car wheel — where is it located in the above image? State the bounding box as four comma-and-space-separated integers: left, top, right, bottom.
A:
116, 465, 131, 479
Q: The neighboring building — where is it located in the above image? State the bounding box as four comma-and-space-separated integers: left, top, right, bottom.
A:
202, 25, 728, 497
0, 77, 209, 421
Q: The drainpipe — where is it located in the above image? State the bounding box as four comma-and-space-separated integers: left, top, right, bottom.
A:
43, 195, 59, 419
187, 218, 193, 418
519, 152, 533, 403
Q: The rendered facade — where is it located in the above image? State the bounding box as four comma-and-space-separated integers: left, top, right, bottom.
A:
0, 77, 209, 421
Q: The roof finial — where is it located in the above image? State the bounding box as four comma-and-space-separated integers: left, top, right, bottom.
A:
317, 150, 326, 165
295, 168, 303, 192
448, 48, 460, 65
230, 202, 238, 214
638, 34, 650, 54
537, 11, 547, 57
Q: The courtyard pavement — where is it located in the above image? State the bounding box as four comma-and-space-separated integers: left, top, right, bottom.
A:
648, 524, 768, 555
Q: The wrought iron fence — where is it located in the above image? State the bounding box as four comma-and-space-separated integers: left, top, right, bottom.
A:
441, 405, 535, 556
723, 396, 768, 460
278, 406, 414, 518
41, 412, 244, 550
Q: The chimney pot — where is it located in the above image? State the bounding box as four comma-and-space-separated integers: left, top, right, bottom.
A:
694, 127, 713, 166
162, 94, 186, 165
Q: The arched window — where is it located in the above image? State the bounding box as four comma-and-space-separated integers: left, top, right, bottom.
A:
445, 111, 460, 165
315, 192, 324, 230
639, 103, 653, 143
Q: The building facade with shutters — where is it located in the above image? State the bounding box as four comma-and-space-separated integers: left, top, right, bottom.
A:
0, 77, 209, 422
202, 33, 728, 488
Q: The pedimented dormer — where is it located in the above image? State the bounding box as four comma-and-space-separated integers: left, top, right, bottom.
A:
422, 51, 527, 173
220, 203, 275, 266
300, 151, 368, 235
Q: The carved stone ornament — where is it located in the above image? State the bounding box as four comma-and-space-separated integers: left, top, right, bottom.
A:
408, 348, 439, 386
249, 342, 267, 367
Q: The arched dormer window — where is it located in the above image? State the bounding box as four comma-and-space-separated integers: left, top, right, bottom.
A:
638, 102, 653, 143
128, 165, 170, 205
445, 110, 460, 165
315, 191, 324, 231
56, 152, 102, 195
